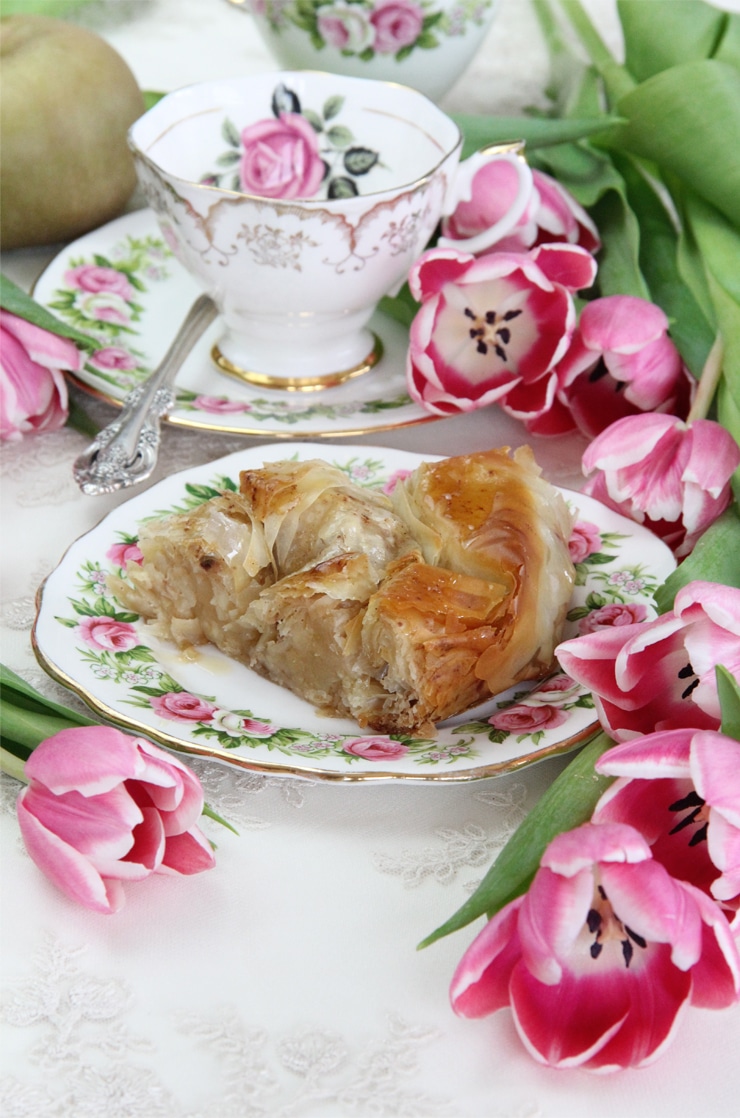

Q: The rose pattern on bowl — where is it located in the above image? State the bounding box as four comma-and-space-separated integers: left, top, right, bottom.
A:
41, 456, 674, 775
205, 82, 382, 201
254, 0, 496, 61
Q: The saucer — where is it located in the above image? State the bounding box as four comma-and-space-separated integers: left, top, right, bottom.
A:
32, 209, 437, 439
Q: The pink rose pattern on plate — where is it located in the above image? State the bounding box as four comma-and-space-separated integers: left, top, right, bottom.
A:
205, 82, 381, 201
255, 0, 495, 60
50, 464, 667, 768
40, 220, 413, 426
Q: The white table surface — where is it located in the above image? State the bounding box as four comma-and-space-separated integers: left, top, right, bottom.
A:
2, 2, 739, 1115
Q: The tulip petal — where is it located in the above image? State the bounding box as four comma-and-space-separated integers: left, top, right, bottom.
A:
692, 731, 740, 828
159, 826, 217, 875
98, 805, 166, 878
17, 794, 124, 914
450, 898, 524, 1018
509, 963, 631, 1068
517, 865, 594, 984
579, 295, 668, 353
530, 243, 597, 292
1, 310, 81, 372
24, 726, 147, 795
679, 883, 740, 1008
601, 861, 702, 970
19, 783, 142, 863
596, 730, 693, 778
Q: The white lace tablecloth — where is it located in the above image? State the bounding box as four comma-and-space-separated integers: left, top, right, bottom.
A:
2, 2, 739, 1115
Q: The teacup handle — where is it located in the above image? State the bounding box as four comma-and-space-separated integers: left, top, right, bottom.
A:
438, 141, 533, 256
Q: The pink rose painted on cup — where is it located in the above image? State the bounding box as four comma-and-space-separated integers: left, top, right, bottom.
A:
488, 704, 568, 734
370, 0, 424, 52
106, 541, 144, 567
579, 602, 649, 634
150, 692, 218, 723
343, 736, 409, 761
91, 346, 138, 372
77, 616, 139, 652
239, 113, 325, 200
65, 264, 135, 302
568, 520, 602, 563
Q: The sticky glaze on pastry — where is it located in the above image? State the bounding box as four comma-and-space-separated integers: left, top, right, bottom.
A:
110, 448, 575, 735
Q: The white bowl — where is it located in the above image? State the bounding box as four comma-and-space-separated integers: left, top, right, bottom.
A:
240, 0, 500, 102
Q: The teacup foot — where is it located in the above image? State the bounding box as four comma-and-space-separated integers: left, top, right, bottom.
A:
210, 334, 384, 392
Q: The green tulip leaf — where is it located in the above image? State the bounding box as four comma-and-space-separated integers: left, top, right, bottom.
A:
714, 14, 740, 68
612, 61, 740, 229
654, 506, 740, 614
0, 274, 96, 351
453, 115, 623, 160
611, 154, 714, 376
418, 733, 615, 949
618, 0, 729, 82
717, 665, 740, 742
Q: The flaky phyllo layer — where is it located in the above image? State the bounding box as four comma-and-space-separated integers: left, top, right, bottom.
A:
110, 448, 576, 734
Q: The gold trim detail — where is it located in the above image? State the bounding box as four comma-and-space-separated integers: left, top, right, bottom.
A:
210, 334, 384, 392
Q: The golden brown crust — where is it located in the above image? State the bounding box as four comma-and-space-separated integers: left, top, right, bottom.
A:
111, 450, 575, 734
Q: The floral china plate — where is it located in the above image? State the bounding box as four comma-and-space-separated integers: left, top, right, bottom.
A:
32, 443, 676, 783
31, 209, 435, 438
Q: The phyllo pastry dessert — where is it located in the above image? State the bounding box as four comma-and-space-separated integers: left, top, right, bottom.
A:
110, 448, 575, 735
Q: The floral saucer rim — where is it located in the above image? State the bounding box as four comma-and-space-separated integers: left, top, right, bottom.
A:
31, 208, 437, 439
32, 442, 677, 783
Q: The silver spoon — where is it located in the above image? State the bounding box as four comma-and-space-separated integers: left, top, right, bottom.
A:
73, 294, 218, 496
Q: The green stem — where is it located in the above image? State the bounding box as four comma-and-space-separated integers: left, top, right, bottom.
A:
557, 0, 636, 103
0, 746, 27, 783
688, 334, 725, 423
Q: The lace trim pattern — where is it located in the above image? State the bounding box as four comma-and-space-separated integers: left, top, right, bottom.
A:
1, 937, 457, 1118
372, 784, 528, 889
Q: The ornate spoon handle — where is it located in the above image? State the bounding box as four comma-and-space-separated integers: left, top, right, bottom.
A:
73, 294, 218, 496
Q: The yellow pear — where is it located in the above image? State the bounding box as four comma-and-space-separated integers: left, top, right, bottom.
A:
0, 14, 145, 249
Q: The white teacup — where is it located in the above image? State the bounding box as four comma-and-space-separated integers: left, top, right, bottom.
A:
129, 71, 529, 390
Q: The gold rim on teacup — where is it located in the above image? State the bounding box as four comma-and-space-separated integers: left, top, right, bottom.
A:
211, 333, 383, 391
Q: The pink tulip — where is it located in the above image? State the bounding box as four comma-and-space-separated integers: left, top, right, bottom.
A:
594, 729, 740, 917
556, 580, 740, 740
556, 296, 695, 438
16, 727, 215, 914
406, 244, 596, 416
581, 413, 739, 557
450, 821, 740, 1070
441, 164, 600, 256
0, 310, 80, 441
